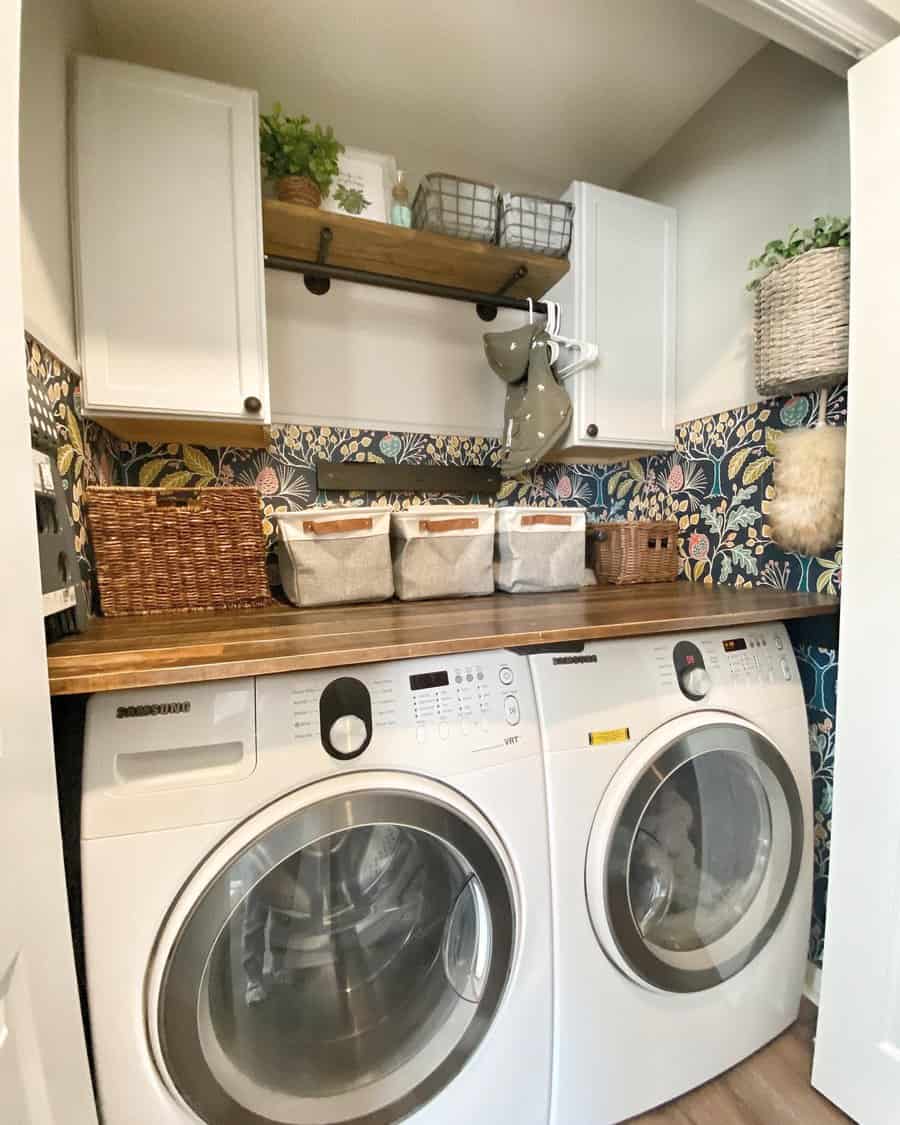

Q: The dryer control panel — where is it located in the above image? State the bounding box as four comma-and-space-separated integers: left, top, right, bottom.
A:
651, 626, 794, 691
720, 628, 794, 685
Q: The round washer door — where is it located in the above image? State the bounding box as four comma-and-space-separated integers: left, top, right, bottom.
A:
147, 772, 517, 1125
585, 716, 804, 993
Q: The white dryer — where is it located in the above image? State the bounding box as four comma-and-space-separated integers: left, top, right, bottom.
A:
81, 652, 551, 1125
528, 624, 812, 1124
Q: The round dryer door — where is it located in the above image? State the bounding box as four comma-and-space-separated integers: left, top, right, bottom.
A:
586, 717, 804, 993
147, 773, 516, 1125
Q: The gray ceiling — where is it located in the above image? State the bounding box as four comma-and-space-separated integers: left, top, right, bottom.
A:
86, 0, 765, 195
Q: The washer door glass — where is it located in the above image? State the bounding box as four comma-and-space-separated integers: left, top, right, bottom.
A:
602, 723, 803, 993
155, 790, 515, 1125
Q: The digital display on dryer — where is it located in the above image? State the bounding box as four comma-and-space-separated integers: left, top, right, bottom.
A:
409, 671, 450, 691
723, 638, 748, 652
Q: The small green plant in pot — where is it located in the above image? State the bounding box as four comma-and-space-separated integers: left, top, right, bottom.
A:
259, 103, 344, 208
746, 215, 850, 290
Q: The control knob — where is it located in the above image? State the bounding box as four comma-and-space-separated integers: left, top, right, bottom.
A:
329, 715, 368, 756
679, 666, 711, 701
319, 676, 372, 759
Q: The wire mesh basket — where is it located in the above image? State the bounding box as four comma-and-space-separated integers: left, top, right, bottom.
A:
498, 193, 574, 258
412, 173, 499, 242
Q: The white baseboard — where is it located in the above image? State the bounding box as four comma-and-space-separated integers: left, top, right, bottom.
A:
804, 960, 822, 1006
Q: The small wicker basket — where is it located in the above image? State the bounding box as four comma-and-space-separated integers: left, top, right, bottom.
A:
277, 175, 322, 208
86, 486, 270, 616
592, 520, 679, 586
753, 246, 849, 396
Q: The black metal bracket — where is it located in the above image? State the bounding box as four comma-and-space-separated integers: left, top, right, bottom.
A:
303, 227, 334, 296
266, 252, 547, 320
476, 265, 529, 322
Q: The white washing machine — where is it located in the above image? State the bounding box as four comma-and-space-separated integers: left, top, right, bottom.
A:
81, 651, 551, 1125
528, 624, 812, 1124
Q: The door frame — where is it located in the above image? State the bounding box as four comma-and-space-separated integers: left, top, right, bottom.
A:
0, 2, 97, 1120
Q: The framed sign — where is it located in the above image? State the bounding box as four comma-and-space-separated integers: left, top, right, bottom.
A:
323, 147, 397, 223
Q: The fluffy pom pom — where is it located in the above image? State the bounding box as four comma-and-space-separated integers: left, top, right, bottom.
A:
769, 425, 845, 556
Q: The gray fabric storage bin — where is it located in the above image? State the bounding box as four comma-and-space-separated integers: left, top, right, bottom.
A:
275, 507, 393, 608
494, 507, 586, 593
391, 505, 495, 601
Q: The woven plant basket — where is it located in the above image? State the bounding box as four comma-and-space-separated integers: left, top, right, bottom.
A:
753, 245, 849, 396
277, 175, 322, 208
86, 487, 270, 616
592, 520, 679, 586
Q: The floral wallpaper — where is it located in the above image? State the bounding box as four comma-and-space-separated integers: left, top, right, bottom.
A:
796, 643, 839, 966
27, 327, 841, 966
25, 334, 117, 608
666, 384, 845, 966
112, 427, 681, 540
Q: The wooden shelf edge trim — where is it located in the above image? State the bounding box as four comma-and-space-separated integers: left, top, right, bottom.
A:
47, 588, 838, 696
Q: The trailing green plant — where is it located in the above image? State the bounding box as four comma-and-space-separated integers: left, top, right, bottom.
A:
332, 184, 371, 215
259, 103, 343, 193
747, 216, 850, 290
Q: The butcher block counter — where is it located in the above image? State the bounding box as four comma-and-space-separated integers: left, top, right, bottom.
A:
46, 584, 839, 696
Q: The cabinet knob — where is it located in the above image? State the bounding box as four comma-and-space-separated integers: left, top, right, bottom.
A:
243, 395, 262, 414
586, 423, 598, 438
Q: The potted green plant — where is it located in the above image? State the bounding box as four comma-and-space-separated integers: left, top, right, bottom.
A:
259, 103, 344, 208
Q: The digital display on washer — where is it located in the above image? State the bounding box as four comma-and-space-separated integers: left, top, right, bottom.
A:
409, 670, 450, 691
722, 638, 748, 652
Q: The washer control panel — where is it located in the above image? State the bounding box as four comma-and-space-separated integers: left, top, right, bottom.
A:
278, 652, 531, 765
409, 658, 522, 742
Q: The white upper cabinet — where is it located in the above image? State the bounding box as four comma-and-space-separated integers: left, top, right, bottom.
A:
549, 181, 676, 457
71, 57, 269, 427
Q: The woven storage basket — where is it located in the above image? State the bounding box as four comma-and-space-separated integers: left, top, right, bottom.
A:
86, 487, 270, 616
592, 520, 679, 586
753, 246, 849, 396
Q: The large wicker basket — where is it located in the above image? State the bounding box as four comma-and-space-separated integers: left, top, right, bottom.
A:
592, 520, 679, 586
753, 245, 849, 396
86, 487, 270, 616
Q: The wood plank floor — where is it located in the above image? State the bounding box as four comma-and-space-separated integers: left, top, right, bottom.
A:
628, 1002, 853, 1124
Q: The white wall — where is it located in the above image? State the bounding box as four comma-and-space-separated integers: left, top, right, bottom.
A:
266, 273, 513, 437
628, 44, 851, 424
19, 0, 98, 371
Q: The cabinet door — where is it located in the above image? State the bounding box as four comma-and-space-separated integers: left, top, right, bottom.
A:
71, 57, 269, 423
552, 182, 675, 454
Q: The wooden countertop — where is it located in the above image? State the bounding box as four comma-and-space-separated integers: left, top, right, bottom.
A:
46, 584, 838, 696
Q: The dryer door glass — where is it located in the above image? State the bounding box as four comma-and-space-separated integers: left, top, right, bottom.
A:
603, 723, 803, 992
154, 791, 514, 1125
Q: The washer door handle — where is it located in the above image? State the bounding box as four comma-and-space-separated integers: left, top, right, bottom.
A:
442, 874, 492, 1004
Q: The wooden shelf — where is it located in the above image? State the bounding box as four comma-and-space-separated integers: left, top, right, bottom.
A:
262, 199, 569, 301
46, 584, 838, 696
